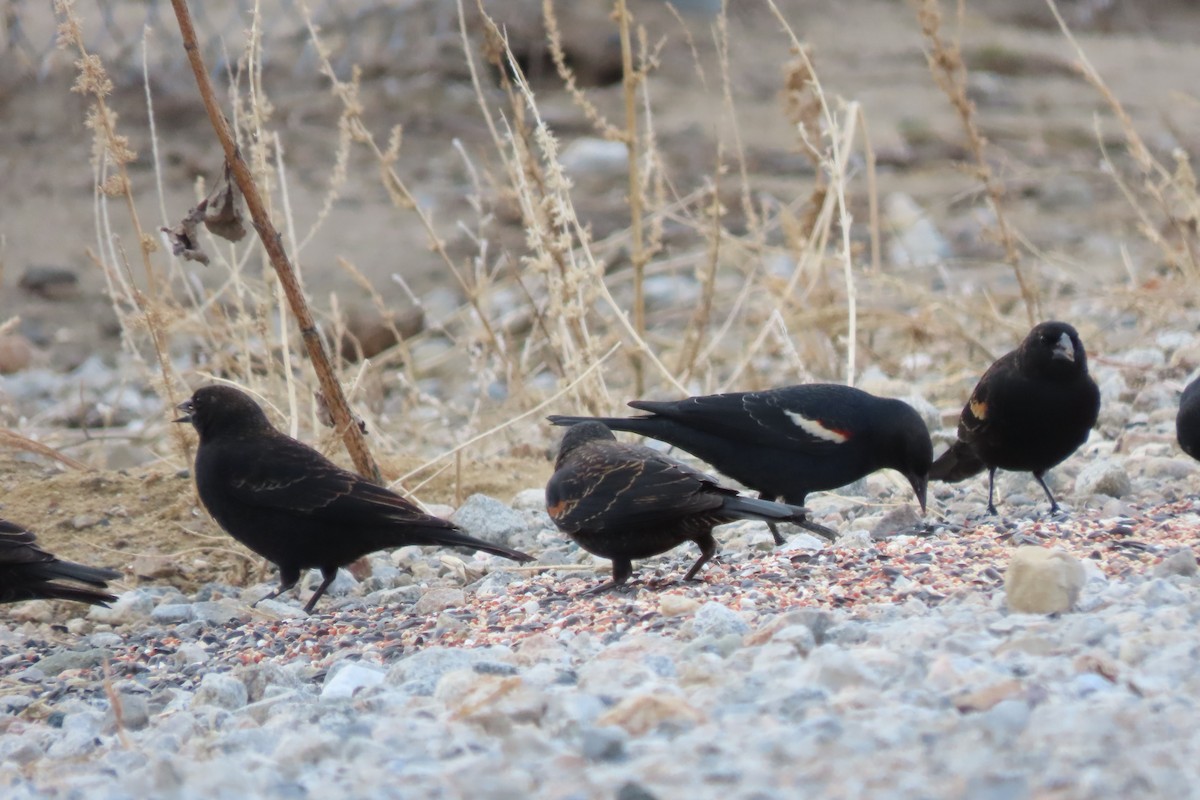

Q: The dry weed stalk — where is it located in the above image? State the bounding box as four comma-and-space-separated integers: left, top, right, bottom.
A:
614, 0, 650, 395
916, 0, 1040, 324
168, 0, 381, 481
296, 0, 515, 390
765, 3, 861, 385
1043, 0, 1200, 282
465, 2, 611, 410
55, 0, 191, 462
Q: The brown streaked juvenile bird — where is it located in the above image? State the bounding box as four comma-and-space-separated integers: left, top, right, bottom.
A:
929, 321, 1100, 515
546, 421, 832, 594
549, 384, 932, 545
0, 519, 120, 606
176, 385, 534, 613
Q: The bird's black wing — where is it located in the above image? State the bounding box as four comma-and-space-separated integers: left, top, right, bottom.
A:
210, 435, 453, 528
631, 384, 863, 454
954, 350, 1019, 446
547, 443, 727, 533
0, 523, 48, 567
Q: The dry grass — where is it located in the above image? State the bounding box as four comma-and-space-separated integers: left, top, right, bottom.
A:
30, 0, 1200, 497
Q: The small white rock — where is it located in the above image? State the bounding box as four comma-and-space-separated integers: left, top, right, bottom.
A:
321, 663, 386, 701
1004, 546, 1085, 614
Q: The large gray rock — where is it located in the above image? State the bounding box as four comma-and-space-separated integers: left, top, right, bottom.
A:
1074, 458, 1131, 498
451, 494, 528, 545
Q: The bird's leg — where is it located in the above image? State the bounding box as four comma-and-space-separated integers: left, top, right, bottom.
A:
1033, 471, 1060, 514
582, 558, 633, 595
986, 468, 999, 515
761, 493, 785, 546
683, 534, 717, 581
303, 567, 339, 614
252, 566, 299, 608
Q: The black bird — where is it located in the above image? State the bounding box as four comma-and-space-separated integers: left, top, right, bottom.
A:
176, 385, 534, 613
1177, 376, 1200, 461
0, 519, 120, 606
929, 321, 1100, 515
549, 384, 932, 545
546, 421, 832, 593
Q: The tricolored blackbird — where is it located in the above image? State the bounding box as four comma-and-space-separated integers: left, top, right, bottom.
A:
0, 519, 120, 606
546, 421, 832, 593
549, 384, 931, 544
176, 385, 533, 613
929, 321, 1100, 514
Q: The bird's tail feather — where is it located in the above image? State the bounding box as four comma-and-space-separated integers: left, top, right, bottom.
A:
721, 495, 838, 543
721, 494, 808, 522
928, 442, 985, 482
399, 526, 534, 563
37, 561, 121, 588
21, 584, 118, 607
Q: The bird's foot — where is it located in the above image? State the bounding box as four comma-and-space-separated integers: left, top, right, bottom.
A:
798, 519, 838, 543
579, 578, 631, 596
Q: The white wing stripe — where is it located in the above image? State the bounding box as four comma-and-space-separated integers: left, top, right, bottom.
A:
783, 410, 848, 443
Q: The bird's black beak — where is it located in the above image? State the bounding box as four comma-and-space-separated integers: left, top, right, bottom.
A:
174, 399, 196, 425
909, 473, 928, 514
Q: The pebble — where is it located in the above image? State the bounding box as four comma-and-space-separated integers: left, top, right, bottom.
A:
1005, 546, 1085, 614
413, 586, 466, 615
559, 137, 629, 175
884, 192, 951, 268
192, 673, 248, 711
1074, 458, 1132, 498
1154, 549, 1199, 578
689, 601, 749, 638
321, 663, 386, 701
0, 334, 34, 374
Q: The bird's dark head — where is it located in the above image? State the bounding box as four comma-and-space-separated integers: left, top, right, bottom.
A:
175, 385, 273, 441
882, 400, 933, 513
1020, 321, 1087, 379
554, 421, 616, 466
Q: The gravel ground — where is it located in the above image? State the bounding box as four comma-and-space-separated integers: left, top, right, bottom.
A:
3, 476, 1200, 799
4, 318, 1200, 798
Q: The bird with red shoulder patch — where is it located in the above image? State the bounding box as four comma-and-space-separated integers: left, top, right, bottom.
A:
548, 384, 932, 544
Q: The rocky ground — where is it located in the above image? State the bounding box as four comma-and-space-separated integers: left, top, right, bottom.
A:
4, 483, 1200, 798
6, 0, 1200, 797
